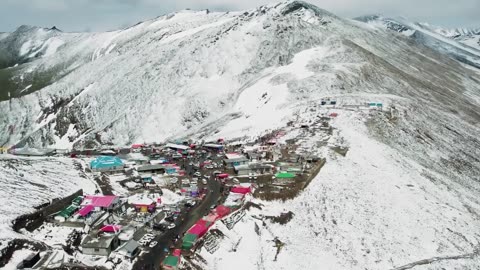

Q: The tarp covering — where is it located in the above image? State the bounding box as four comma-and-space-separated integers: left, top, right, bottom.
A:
231, 186, 251, 194
195, 219, 212, 227
173, 249, 181, 257
163, 255, 179, 266
214, 205, 231, 217
204, 213, 219, 223
100, 224, 122, 233
182, 233, 197, 249
188, 224, 208, 237
275, 172, 296, 179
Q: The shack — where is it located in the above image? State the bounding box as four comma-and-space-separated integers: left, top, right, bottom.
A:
234, 163, 274, 176
116, 239, 140, 259
82, 234, 120, 256
137, 164, 166, 174
224, 153, 249, 168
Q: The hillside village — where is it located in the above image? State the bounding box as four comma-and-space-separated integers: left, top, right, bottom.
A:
0, 99, 392, 270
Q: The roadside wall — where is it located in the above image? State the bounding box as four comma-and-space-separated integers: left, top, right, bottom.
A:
12, 189, 83, 232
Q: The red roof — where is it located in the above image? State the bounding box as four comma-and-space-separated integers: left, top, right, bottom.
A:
188, 224, 209, 237
131, 144, 144, 148
231, 186, 251, 194
173, 249, 181, 257
214, 205, 231, 218
83, 195, 118, 208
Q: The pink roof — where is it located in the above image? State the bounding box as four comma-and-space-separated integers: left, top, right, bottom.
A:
100, 224, 122, 233
77, 205, 94, 217
218, 173, 229, 179
83, 195, 118, 208
231, 186, 251, 194
188, 224, 208, 237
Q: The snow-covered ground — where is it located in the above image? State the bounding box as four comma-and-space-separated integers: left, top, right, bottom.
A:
199, 109, 480, 270
0, 155, 96, 250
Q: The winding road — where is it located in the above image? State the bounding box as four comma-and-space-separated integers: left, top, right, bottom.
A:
133, 173, 222, 270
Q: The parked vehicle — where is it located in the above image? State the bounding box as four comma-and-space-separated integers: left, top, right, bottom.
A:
184, 200, 196, 208
167, 223, 176, 229
202, 179, 208, 185
149, 241, 158, 248
165, 215, 175, 223
153, 223, 167, 231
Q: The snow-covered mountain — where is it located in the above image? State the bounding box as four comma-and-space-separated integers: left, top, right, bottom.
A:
356, 15, 480, 68
1, 1, 480, 269
0, 1, 479, 150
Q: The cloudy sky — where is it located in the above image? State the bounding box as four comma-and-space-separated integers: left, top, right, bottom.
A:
0, 0, 479, 32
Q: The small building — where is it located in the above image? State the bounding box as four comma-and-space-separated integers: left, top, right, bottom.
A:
234, 163, 274, 176
16, 252, 40, 269
90, 156, 124, 173
82, 234, 120, 256
127, 153, 150, 165
81, 195, 120, 211
224, 153, 249, 168
116, 239, 140, 259
203, 143, 224, 151
55, 204, 79, 222
140, 174, 153, 183
137, 164, 166, 174
166, 143, 190, 151
130, 196, 157, 213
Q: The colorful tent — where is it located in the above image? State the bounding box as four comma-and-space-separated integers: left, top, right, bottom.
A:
188, 224, 208, 237
275, 172, 296, 179
231, 186, 251, 194
214, 205, 231, 218
182, 233, 198, 250
100, 224, 122, 233
162, 255, 179, 268
204, 213, 219, 223
195, 219, 212, 228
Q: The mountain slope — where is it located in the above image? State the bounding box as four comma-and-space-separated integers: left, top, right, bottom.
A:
356, 15, 480, 69
0, 1, 479, 150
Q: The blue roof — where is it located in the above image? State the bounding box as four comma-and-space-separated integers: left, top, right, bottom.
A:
90, 156, 124, 169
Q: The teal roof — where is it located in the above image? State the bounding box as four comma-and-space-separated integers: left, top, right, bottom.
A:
90, 156, 124, 170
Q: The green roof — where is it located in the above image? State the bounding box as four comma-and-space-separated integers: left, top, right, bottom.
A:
275, 172, 296, 179
163, 255, 179, 266
58, 205, 78, 218
72, 196, 83, 205
181, 241, 193, 250
183, 233, 197, 243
